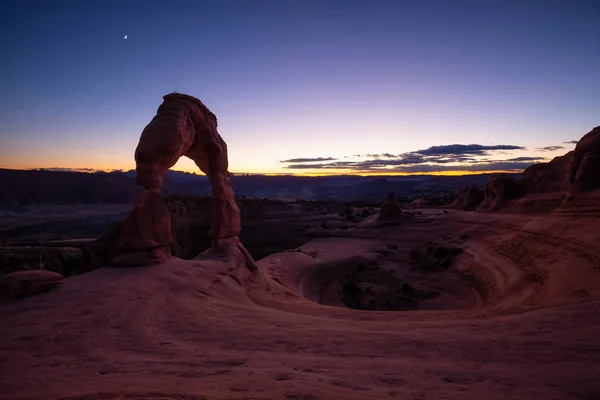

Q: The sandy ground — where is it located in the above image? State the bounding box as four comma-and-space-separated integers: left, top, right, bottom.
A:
1, 208, 600, 400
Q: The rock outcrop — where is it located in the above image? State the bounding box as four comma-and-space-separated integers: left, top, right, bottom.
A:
477, 176, 522, 212
378, 192, 402, 220
451, 185, 484, 210
112, 93, 250, 269
566, 126, 600, 192
521, 152, 572, 194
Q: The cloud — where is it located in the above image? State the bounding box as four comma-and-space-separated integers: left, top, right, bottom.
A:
385, 161, 539, 173
285, 160, 537, 173
563, 140, 579, 145
283, 142, 542, 173
506, 157, 546, 162
415, 144, 524, 156
285, 163, 342, 169
354, 153, 398, 158
280, 157, 337, 163
38, 167, 98, 172
536, 146, 564, 151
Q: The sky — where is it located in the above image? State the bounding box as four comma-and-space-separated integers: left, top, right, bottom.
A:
1, 0, 599, 176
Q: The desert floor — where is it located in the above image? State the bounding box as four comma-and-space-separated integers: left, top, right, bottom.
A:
1, 208, 599, 400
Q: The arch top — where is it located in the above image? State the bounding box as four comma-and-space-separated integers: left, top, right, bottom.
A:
162, 93, 217, 122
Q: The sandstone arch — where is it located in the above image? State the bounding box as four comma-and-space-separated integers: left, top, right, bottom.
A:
113, 93, 250, 268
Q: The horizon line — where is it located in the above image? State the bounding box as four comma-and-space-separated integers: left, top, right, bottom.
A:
1, 167, 523, 178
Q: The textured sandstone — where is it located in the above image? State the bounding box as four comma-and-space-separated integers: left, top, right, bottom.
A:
477, 176, 522, 212
567, 126, 600, 192
134, 93, 241, 243
112, 190, 173, 266
451, 185, 484, 210
521, 152, 572, 194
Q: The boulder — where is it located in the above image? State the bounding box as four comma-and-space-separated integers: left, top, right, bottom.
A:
0, 270, 64, 298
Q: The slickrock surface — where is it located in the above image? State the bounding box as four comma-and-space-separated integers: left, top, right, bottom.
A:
2, 206, 600, 400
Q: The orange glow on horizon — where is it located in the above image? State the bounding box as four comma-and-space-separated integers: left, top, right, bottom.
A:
1, 166, 525, 177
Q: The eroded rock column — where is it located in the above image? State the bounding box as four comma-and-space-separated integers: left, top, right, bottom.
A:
112, 190, 173, 266
378, 191, 402, 220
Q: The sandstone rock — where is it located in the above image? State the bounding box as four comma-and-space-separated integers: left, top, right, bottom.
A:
134, 93, 241, 243
477, 176, 522, 212
112, 93, 247, 266
112, 190, 172, 266
195, 236, 258, 272
451, 185, 484, 210
567, 126, 600, 192
378, 192, 402, 220
521, 152, 572, 194
0, 270, 64, 298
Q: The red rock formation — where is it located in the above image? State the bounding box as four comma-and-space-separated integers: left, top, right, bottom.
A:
112, 93, 250, 268
451, 185, 484, 210
378, 191, 402, 220
566, 126, 600, 192
112, 190, 173, 266
521, 152, 572, 194
477, 176, 522, 212
134, 93, 241, 242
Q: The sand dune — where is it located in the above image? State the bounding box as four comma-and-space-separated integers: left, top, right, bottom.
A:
2, 203, 600, 400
